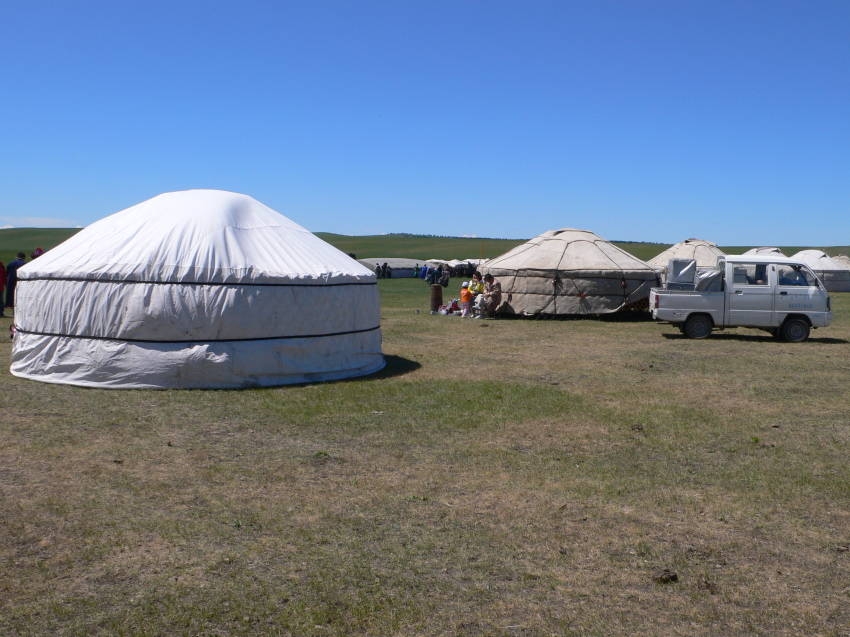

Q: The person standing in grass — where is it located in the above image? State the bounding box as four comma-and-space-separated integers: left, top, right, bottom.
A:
0, 259, 7, 318
5, 252, 26, 313
460, 281, 473, 318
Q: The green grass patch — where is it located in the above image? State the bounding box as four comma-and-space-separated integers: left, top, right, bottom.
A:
1, 278, 849, 635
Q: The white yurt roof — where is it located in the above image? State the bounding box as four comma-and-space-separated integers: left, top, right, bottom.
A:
790, 250, 850, 292
648, 239, 726, 268
790, 250, 848, 271
744, 247, 786, 256
11, 190, 385, 388
481, 228, 659, 315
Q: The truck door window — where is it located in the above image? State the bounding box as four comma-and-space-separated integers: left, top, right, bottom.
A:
777, 265, 816, 286
735, 264, 768, 285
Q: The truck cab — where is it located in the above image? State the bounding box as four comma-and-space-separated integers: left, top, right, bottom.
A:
650, 255, 832, 341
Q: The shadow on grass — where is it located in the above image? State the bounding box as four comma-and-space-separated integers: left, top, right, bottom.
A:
269, 355, 421, 390
661, 332, 849, 344
184, 355, 422, 391
371, 354, 422, 379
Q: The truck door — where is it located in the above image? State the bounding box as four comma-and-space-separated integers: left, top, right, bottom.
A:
726, 262, 774, 326
774, 264, 820, 326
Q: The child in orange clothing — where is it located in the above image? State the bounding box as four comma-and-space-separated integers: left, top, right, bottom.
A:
460, 282, 473, 317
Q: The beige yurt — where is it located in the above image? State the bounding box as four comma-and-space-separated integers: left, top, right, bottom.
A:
744, 247, 787, 257
648, 239, 726, 269
790, 250, 850, 292
480, 228, 660, 315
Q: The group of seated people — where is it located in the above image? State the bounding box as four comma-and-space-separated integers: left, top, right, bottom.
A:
458, 271, 501, 318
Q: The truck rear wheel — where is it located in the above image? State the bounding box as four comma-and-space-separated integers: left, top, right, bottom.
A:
781, 318, 810, 343
684, 314, 712, 339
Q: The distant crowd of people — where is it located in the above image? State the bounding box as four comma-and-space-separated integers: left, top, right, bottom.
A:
375, 262, 393, 279
418, 261, 478, 286
0, 247, 43, 318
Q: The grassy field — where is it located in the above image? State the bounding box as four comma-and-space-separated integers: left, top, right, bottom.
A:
1, 280, 849, 636
2, 227, 849, 267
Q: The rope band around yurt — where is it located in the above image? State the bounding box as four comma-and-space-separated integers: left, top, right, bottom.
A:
13, 325, 381, 344
18, 277, 377, 287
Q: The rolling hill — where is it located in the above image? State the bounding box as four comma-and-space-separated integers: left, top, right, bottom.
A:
0, 227, 847, 268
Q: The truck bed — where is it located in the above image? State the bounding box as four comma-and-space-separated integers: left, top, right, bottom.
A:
650, 288, 725, 324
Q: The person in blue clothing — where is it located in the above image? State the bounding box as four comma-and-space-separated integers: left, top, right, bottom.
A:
5, 252, 26, 312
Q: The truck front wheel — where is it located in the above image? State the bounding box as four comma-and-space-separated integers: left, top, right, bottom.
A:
781, 318, 810, 343
684, 314, 712, 339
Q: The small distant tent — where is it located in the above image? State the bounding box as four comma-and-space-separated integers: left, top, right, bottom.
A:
648, 239, 726, 269
11, 190, 385, 388
480, 228, 660, 315
744, 247, 787, 257
790, 250, 850, 292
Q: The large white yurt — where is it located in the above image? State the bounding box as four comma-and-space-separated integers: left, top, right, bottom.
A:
648, 239, 726, 269
789, 250, 850, 292
11, 190, 385, 388
480, 228, 660, 315
743, 247, 787, 257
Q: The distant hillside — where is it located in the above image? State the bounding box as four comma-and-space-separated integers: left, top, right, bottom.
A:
0, 227, 846, 268
0, 228, 81, 265
313, 233, 527, 260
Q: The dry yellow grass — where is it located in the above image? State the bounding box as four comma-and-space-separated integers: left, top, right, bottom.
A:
1, 280, 849, 636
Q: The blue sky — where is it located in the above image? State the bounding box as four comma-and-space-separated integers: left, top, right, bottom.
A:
1, 1, 848, 245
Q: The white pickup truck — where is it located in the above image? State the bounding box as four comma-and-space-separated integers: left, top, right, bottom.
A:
650, 255, 833, 342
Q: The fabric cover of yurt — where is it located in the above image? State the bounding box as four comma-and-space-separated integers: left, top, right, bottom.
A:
648, 239, 726, 269
789, 250, 850, 292
480, 228, 660, 315
11, 190, 385, 388
744, 247, 787, 256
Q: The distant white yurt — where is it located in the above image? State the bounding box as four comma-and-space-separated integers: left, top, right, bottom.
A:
357, 257, 421, 278
11, 190, 385, 388
789, 250, 850, 292
648, 239, 726, 269
744, 247, 787, 257
833, 254, 850, 269
480, 228, 660, 315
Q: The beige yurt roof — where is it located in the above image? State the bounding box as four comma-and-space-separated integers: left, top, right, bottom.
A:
790, 250, 850, 292
648, 238, 726, 269
744, 247, 786, 256
481, 228, 659, 315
